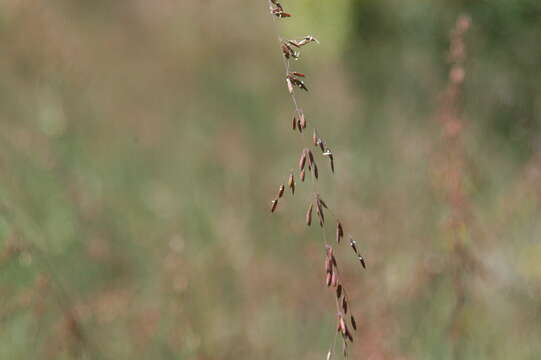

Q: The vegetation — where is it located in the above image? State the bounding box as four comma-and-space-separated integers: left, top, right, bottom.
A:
0, 1, 540, 359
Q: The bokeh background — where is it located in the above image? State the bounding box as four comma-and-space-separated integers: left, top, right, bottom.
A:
1, 1, 541, 359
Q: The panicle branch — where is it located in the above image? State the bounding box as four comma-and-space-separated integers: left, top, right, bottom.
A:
265, 1, 368, 358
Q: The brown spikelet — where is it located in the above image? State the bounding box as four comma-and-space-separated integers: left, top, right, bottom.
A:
349, 237, 358, 254
300, 169, 306, 182
326, 244, 333, 258
316, 201, 325, 226
270, 199, 278, 213
281, 42, 297, 59
339, 315, 347, 335
313, 163, 319, 179
345, 328, 354, 343
336, 284, 343, 298
292, 115, 297, 130
288, 172, 295, 195
336, 222, 344, 244
350, 315, 357, 331
359, 256, 366, 269
278, 184, 285, 198
299, 113, 307, 129
326, 272, 332, 287
317, 195, 328, 209
312, 129, 318, 146
306, 203, 313, 226
299, 150, 307, 171
342, 297, 348, 314
307, 149, 314, 167
331, 271, 338, 287
325, 257, 332, 273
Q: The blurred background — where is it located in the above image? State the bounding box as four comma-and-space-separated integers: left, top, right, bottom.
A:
1, 1, 541, 359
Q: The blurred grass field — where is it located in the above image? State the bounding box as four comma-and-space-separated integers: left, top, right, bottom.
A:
1, 1, 541, 359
